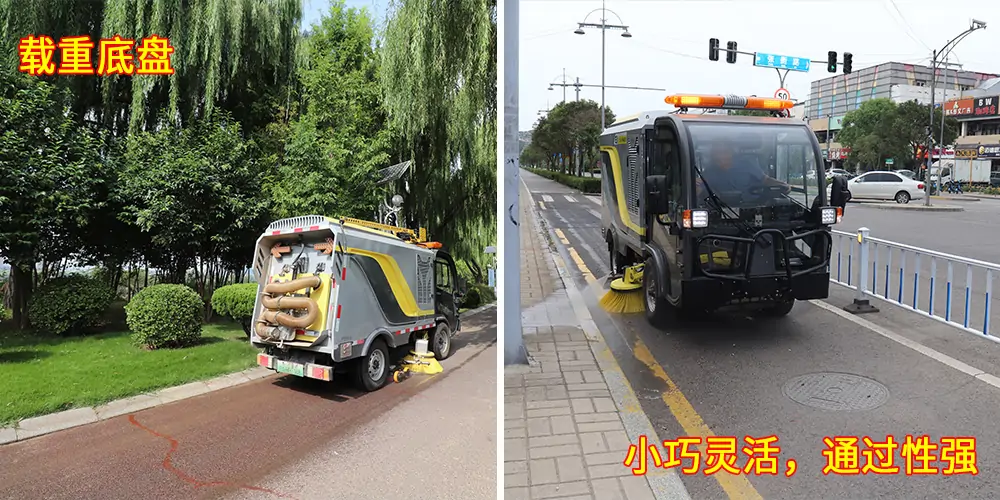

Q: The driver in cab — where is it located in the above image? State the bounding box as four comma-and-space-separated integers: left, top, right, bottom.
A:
696, 140, 791, 199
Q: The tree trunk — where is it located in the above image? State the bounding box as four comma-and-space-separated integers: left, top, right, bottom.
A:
11, 263, 33, 330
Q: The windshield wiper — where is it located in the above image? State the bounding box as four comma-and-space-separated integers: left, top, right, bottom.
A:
693, 165, 759, 236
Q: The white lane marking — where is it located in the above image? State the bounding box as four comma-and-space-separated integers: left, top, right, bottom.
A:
564, 195, 577, 203
542, 195, 554, 203
587, 208, 601, 220
809, 299, 1000, 390
587, 196, 601, 206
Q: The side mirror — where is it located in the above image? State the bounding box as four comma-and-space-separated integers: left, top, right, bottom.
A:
829, 175, 849, 208
645, 175, 669, 215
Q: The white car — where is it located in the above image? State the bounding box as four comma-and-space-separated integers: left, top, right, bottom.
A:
847, 170, 926, 204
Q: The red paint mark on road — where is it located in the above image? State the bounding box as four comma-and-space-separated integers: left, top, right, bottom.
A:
128, 415, 298, 499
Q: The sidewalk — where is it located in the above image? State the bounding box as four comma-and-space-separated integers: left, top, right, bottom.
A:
504, 180, 659, 500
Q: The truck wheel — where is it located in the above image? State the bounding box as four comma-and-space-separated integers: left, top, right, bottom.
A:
759, 299, 795, 317
355, 338, 389, 392
430, 322, 453, 360
642, 258, 671, 327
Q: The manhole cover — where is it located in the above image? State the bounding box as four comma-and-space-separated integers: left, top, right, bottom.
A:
782, 373, 889, 411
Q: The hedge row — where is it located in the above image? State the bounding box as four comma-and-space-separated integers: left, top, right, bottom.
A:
527, 168, 601, 194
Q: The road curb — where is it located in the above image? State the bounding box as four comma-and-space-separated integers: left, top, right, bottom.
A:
931, 195, 980, 202
520, 174, 693, 500
0, 366, 273, 446
0, 305, 497, 446
873, 204, 964, 212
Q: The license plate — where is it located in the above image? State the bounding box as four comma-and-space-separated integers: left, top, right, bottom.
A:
275, 359, 305, 377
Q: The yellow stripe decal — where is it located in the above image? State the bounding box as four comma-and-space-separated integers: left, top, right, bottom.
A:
345, 247, 434, 317
601, 145, 646, 236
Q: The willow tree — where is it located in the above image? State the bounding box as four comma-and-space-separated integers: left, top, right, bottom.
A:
1, 0, 303, 137
379, 0, 496, 275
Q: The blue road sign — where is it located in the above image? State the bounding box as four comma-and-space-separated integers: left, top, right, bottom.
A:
753, 52, 811, 72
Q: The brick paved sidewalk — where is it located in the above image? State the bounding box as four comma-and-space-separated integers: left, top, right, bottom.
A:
504, 179, 657, 499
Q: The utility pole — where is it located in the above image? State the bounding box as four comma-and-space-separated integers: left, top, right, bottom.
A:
575, 77, 581, 101
503, 0, 524, 364
560, 68, 567, 103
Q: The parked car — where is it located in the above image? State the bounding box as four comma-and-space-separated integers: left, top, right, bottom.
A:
896, 169, 915, 179
847, 171, 926, 204
991, 172, 1000, 188
826, 168, 854, 180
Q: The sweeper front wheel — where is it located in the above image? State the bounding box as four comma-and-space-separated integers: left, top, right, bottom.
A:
642, 258, 672, 327
430, 322, 453, 360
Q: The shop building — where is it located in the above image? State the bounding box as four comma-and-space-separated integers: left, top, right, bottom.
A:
803, 62, 998, 168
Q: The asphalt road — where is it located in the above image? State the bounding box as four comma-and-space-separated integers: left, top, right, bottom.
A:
0, 309, 497, 500
521, 169, 1000, 500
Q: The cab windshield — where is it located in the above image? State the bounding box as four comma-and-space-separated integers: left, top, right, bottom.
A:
689, 122, 821, 217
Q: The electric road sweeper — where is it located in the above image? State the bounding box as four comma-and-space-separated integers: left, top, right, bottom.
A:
250, 215, 464, 391
598, 94, 849, 324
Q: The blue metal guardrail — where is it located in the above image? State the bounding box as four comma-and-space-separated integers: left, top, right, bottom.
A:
830, 228, 1000, 344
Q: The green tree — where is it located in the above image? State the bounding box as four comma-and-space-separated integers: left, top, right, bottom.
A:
116, 113, 268, 288
1, 0, 303, 138
837, 98, 910, 170
380, 0, 496, 269
896, 99, 959, 162
268, 1, 388, 221
0, 73, 105, 328
524, 100, 612, 175
729, 109, 772, 117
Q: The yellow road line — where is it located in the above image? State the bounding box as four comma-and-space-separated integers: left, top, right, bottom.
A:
554, 229, 596, 283
633, 339, 764, 500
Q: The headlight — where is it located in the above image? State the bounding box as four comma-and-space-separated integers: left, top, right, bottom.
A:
821, 206, 841, 224
682, 209, 709, 228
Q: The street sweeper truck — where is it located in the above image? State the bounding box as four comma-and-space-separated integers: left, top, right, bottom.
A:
250, 215, 463, 391
598, 94, 848, 325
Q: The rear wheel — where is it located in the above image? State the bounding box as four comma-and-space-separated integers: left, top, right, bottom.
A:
895, 191, 910, 204
355, 339, 389, 392
430, 322, 453, 360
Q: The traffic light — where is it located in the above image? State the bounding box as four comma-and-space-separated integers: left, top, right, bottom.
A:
726, 41, 737, 64
827, 51, 838, 73
709, 38, 720, 61
843, 52, 853, 74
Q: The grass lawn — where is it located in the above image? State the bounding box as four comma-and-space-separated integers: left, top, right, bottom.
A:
0, 323, 258, 425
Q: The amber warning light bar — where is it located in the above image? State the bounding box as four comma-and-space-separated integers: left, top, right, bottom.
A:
664, 94, 794, 111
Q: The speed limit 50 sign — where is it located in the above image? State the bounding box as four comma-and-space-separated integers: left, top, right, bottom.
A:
774, 88, 791, 100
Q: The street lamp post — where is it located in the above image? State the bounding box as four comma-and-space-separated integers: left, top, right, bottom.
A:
924, 19, 986, 206
574, 0, 631, 131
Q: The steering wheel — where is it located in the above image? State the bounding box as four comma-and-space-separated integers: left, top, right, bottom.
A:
747, 185, 788, 197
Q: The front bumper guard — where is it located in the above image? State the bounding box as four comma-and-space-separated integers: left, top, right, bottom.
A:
695, 228, 832, 281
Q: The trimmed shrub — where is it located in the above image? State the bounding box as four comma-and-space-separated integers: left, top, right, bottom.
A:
28, 274, 114, 335
461, 283, 496, 309
462, 286, 483, 309
528, 168, 601, 194
125, 284, 204, 349
211, 283, 258, 337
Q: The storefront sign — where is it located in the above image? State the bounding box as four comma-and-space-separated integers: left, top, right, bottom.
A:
828, 148, 850, 160
829, 116, 845, 131
973, 96, 999, 117
956, 148, 979, 159
944, 99, 974, 118
977, 144, 1000, 158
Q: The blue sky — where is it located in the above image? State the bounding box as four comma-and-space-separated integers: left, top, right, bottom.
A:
302, 0, 390, 31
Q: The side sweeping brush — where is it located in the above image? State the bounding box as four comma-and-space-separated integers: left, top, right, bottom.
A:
598, 264, 646, 314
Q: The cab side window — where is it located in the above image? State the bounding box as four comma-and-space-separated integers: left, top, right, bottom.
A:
435, 260, 454, 293
649, 129, 683, 215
